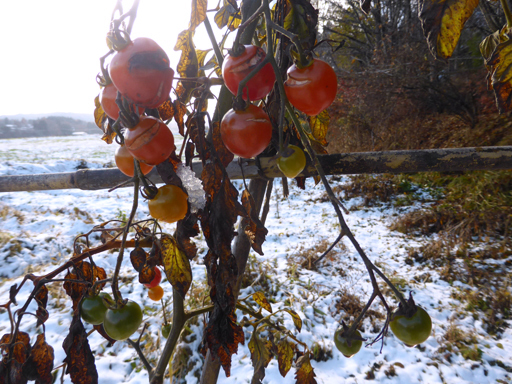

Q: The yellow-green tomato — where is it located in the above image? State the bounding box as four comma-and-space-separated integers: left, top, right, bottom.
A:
334, 329, 362, 358
390, 306, 432, 347
148, 185, 188, 223
103, 300, 143, 341
80, 292, 112, 325
277, 145, 306, 178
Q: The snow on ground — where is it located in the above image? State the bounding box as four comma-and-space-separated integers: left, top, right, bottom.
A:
0, 134, 511, 383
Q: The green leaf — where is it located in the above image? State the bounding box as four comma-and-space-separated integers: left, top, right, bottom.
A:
161, 234, 192, 299
284, 308, 302, 332
419, 0, 480, 59
252, 292, 272, 313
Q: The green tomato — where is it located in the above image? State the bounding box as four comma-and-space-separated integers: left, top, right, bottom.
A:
80, 292, 112, 325
103, 300, 143, 341
334, 328, 362, 358
161, 323, 171, 339
277, 145, 306, 179
390, 306, 432, 347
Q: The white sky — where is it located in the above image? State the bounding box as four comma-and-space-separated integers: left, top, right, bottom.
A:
0, 0, 214, 117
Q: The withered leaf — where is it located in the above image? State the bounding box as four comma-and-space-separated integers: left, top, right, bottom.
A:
63, 262, 107, 310
34, 284, 49, 327
176, 213, 200, 260
188, 115, 210, 161
481, 27, 512, 113
157, 99, 175, 121
196, 49, 210, 77
173, 100, 188, 136
419, 0, 479, 59
174, 30, 199, 103
284, 308, 302, 332
277, 339, 294, 377
9, 284, 17, 305
189, 0, 208, 31
62, 315, 98, 384
22, 333, 54, 384
295, 354, 317, 384
241, 189, 268, 256
129, 247, 147, 272
308, 110, 329, 147
93, 95, 107, 129
214, 2, 240, 30
212, 121, 234, 167
139, 263, 156, 285
252, 292, 272, 313
283, 2, 310, 40
248, 331, 273, 384
161, 234, 192, 299
0, 332, 31, 384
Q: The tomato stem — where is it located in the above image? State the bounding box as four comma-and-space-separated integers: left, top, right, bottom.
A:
501, 0, 512, 28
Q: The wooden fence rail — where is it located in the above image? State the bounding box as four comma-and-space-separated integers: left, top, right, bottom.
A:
0, 146, 511, 192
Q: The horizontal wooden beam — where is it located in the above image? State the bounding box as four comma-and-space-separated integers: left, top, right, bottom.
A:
0, 146, 511, 192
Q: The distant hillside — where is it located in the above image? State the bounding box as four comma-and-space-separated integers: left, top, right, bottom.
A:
0, 113, 94, 122
0, 116, 99, 139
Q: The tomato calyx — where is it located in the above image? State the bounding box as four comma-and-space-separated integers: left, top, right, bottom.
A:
141, 185, 159, 200
391, 293, 419, 321
228, 43, 246, 58
334, 322, 365, 358
106, 29, 131, 52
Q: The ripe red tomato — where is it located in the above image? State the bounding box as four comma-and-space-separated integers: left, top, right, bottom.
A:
222, 45, 276, 101
148, 184, 188, 223
148, 285, 164, 301
100, 83, 120, 120
124, 116, 175, 166
284, 58, 338, 116
334, 328, 363, 358
115, 145, 154, 177
277, 145, 306, 178
390, 306, 432, 347
103, 300, 143, 340
109, 37, 174, 108
143, 267, 162, 288
80, 292, 112, 325
220, 104, 272, 158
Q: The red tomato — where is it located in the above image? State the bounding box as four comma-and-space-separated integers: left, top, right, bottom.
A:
109, 37, 174, 108
124, 116, 175, 166
115, 145, 154, 177
284, 59, 338, 116
100, 83, 120, 120
143, 267, 162, 289
222, 45, 276, 101
220, 104, 272, 158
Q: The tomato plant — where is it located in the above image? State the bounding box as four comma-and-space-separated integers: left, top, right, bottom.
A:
103, 300, 143, 341
284, 58, 338, 116
222, 45, 276, 101
148, 285, 164, 301
80, 292, 112, 325
277, 145, 307, 178
161, 323, 171, 339
109, 37, 174, 108
115, 145, 154, 177
389, 306, 432, 347
220, 104, 272, 158
100, 83, 121, 120
148, 184, 188, 223
124, 116, 175, 166
334, 329, 363, 358
144, 267, 162, 288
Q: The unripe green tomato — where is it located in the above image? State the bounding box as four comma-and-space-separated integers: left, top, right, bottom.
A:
334, 329, 362, 358
277, 145, 306, 178
389, 306, 432, 347
80, 292, 112, 325
103, 300, 143, 341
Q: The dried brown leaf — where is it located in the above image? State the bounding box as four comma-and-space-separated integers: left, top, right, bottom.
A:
212, 121, 234, 167
173, 100, 188, 136
129, 247, 147, 272
295, 354, 317, 384
0, 332, 30, 384
22, 333, 54, 384
241, 189, 268, 256
157, 99, 175, 121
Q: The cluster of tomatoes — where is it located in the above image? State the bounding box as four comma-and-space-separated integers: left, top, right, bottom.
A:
100, 37, 189, 224
80, 292, 143, 341
220, 44, 338, 178
334, 306, 432, 358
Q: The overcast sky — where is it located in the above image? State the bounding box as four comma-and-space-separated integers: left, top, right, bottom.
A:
0, 1, 214, 117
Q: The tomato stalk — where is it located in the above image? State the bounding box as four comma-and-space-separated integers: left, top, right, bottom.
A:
501, 0, 512, 29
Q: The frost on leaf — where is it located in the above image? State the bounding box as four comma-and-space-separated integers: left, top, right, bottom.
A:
241, 189, 268, 256
177, 163, 206, 213
63, 315, 98, 384
248, 331, 273, 384
419, 0, 479, 59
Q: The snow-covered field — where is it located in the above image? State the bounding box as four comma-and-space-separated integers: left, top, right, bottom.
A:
0, 134, 511, 383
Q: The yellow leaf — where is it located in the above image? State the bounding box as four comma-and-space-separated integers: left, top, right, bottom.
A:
93, 95, 106, 129
161, 234, 192, 299
284, 308, 302, 332
419, 0, 479, 59
174, 30, 199, 103
189, 0, 207, 31
485, 37, 512, 113
252, 292, 272, 313
277, 339, 294, 377
308, 110, 329, 146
